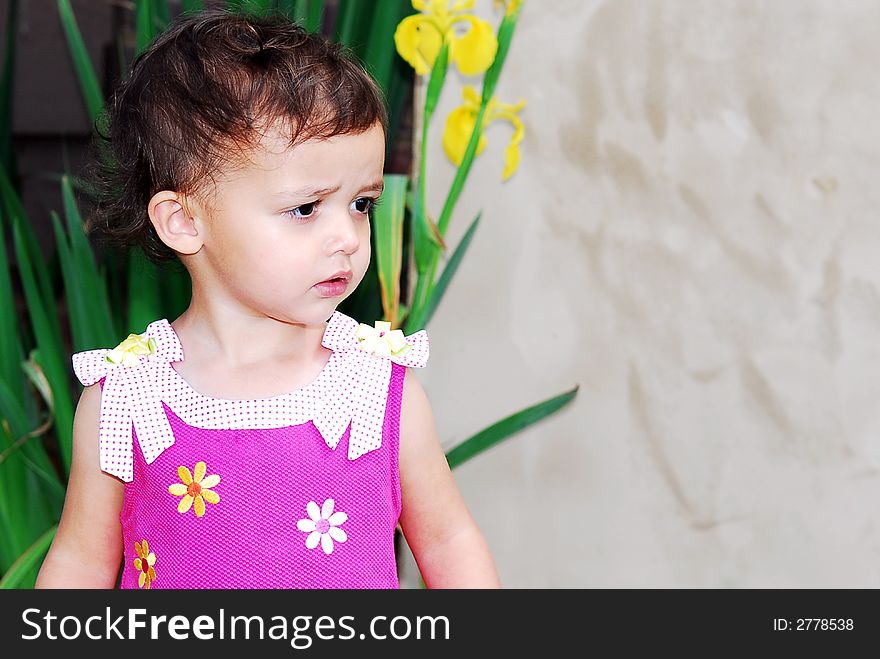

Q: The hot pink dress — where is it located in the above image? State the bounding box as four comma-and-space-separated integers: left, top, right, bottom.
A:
71, 310, 429, 589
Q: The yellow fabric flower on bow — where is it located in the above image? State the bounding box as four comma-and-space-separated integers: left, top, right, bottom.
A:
443, 85, 526, 180
356, 321, 413, 359
168, 461, 221, 517
395, 0, 498, 76
133, 539, 157, 589
105, 333, 157, 367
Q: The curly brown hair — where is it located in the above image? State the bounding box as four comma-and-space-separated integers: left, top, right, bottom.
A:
86, 7, 387, 264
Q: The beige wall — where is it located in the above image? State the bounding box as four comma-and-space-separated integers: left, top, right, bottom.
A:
399, 0, 880, 587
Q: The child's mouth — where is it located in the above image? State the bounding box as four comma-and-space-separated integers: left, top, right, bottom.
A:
314, 277, 349, 297
316, 270, 352, 285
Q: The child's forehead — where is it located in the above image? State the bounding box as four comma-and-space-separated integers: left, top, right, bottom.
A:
212, 121, 384, 186
251, 120, 302, 153
213, 126, 326, 180
227, 121, 302, 165
240, 120, 381, 165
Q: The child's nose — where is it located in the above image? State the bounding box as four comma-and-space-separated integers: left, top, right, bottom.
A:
325, 208, 362, 255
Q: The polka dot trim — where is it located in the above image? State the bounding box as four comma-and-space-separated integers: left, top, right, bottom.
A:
71, 311, 430, 482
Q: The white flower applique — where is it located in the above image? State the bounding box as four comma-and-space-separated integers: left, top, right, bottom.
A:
355, 320, 413, 359
296, 498, 348, 555
105, 333, 157, 367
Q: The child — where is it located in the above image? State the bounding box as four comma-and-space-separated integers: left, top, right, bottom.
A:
36, 8, 500, 589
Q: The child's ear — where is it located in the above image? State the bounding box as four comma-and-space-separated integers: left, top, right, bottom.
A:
148, 190, 203, 255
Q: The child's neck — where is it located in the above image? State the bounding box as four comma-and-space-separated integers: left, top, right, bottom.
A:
168, 306, 333, 400
171, 293, 329, 363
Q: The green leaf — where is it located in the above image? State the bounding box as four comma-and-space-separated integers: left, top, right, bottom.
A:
127, 250, 163, 334
11, 222, 75, 473
161, 263, 192, 322
423, 41, 448, 123
0, 410, 26, 570
445, 385, 580, 469
135, 0, 154, 55
0, 377, 28, 439
437, 101, 487, 238
305, 0, 324, 33
410, 211, 480, 332
0, 198, 33, 571
0, 202, 25, 401
396, 302, 409, 327
51, 211, 89, 350
0, 525, 56, 589
17, 357, 67, 502
0, 365, 61, 570
372, 174, 408, 326
384, 54, 412, 164
134, 0, 171, 53
0, 375, 65, 503
22, 352, 54, 418
57, 0, 104, 124
278, 0, 299, 19
435, 9, 521, 240
414, 43, 449, 242
182, 0, 205, 14
61, 176, 116, 347
333, 0, 371, 55
115, 17, 129, 81
153, 0, 171, 29
226, 0, 273, 15
0, 162, 60, 342
408, 42, 450, 324
65, 172, 100, 199
363, 0, 409, 97
481, 6, 522, 104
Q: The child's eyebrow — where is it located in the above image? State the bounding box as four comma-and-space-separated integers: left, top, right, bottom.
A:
272, 180, 385, 198
360, 180, 385, 195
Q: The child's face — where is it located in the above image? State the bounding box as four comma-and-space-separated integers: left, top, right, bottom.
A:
188, 121, 385, 327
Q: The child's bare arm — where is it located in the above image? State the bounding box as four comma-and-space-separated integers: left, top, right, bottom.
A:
398, 368, 501, 588
36, 383, 124, 588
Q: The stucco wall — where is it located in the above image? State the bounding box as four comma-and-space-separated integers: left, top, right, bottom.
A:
399, 0, 880, 587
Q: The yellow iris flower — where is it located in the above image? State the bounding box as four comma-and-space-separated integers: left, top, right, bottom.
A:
493, 0, 523, 16
105, 333, 156, 367
442, 85, 526, 180
395, 0, 498, 76
168, 461, 221, 517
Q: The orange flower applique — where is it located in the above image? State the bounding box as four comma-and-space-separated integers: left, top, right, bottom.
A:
133, 539, 157, 589
168, 461, 221, 517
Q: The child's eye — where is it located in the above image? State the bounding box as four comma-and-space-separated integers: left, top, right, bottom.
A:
351, 197, 378, 215
284, 201, 318, 220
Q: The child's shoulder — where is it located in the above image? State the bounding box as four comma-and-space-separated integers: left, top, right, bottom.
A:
71, 318, 181, 388
73, 374, 103, 426
400, 364, 433, 426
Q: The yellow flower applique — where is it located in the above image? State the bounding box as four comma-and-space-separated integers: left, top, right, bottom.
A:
394, 0, 498, 76
168, 461, 221, 517
105, 333, 157, 367
356, 321, 413, 359
133, 539, 157, 589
